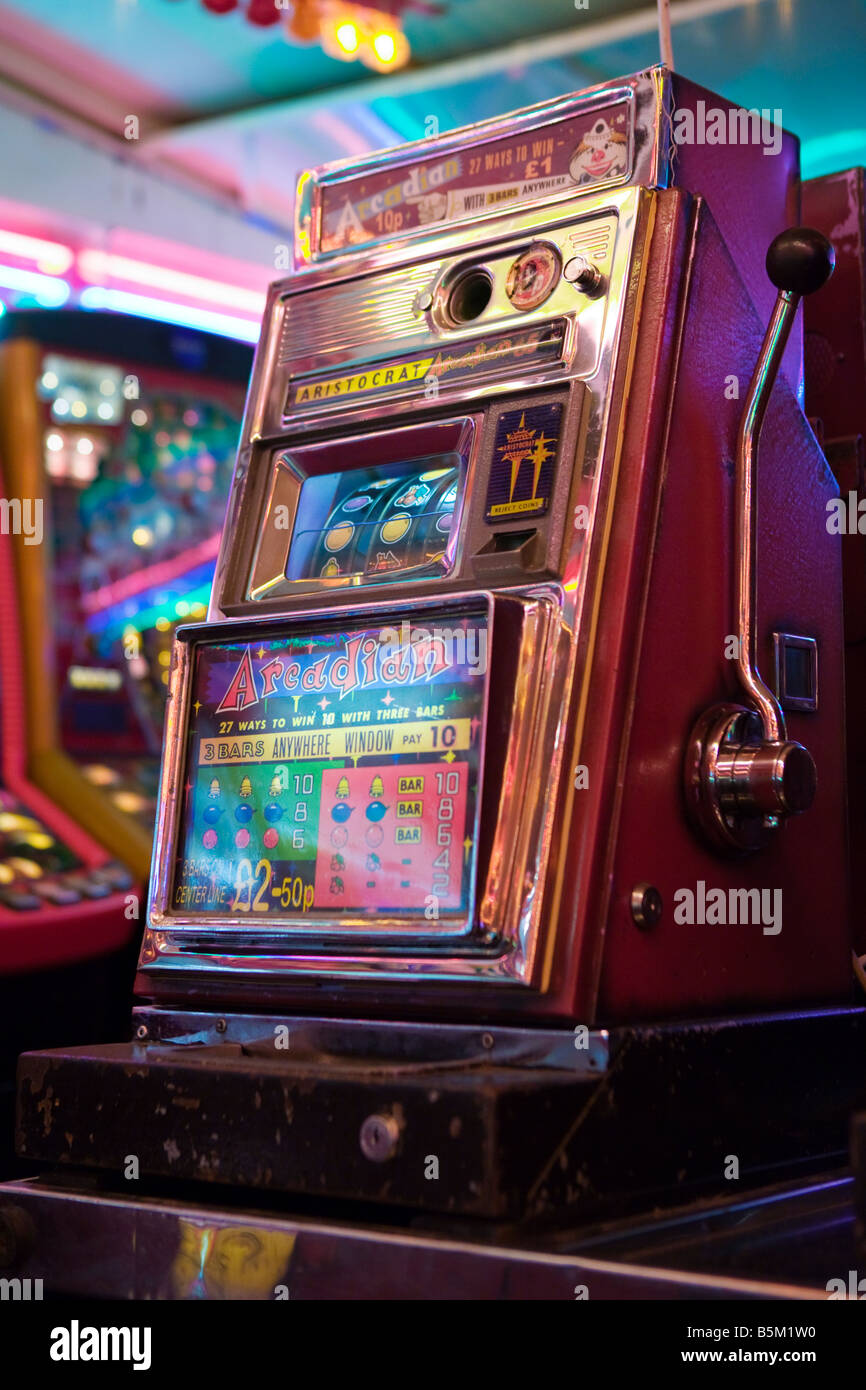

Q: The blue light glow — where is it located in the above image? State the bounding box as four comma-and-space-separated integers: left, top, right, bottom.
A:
801, 128, 866, 178
78, 286, 260, 343
0, 264, 70, 307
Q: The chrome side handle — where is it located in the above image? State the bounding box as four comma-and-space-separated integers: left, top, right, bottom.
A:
686, 228, 835, 854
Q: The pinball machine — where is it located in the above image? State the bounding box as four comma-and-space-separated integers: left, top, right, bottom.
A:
3, 66, 866, 1299
0, 311, 252, 883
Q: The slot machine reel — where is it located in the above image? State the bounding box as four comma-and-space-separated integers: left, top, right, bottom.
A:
685, 228, 836, 853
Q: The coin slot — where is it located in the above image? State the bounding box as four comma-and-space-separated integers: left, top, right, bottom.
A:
447, 267, 493, 325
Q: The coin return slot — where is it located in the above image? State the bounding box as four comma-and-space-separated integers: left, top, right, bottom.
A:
474, 528, 540, 570
485, 528, 537, 552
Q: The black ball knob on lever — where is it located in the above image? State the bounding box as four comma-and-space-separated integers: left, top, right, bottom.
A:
766, 226, 835, 297
684, 227, 834, 853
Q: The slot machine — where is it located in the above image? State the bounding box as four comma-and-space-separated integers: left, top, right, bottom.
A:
0, 311, 252, 883
6, 67, 866, 1298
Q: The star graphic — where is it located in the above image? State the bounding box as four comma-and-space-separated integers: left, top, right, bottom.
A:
193, 700, 202, 716
317, 696, 331, 711
498, 412, 538, 501
529, 432, 555, 498
257, 647, 267, 659
382, 691, 394, 706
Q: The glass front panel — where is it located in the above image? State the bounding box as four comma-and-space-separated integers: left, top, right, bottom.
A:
171, 608, 488, 925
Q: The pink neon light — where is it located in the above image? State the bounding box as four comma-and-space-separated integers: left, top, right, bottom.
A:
82, 531, 222, 616
78, 249, 265, 316
0, 228, 74, 275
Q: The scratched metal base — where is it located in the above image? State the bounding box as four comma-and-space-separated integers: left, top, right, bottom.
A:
0, 1170, 858, 1300
15, 1007, 866, 1222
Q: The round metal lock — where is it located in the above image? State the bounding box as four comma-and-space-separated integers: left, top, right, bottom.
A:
359, 1113, 401, 1163
630, 883, 663, 929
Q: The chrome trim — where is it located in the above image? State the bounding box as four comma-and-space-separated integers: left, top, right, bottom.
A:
773, 632, 819, 713
245, 415, 480, 603
735, 290, 800, 744
294, 68, 667, 267
132, 1006, 611, 1074
141, 588, 570, 987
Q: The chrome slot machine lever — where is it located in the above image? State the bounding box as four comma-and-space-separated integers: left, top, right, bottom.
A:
685, 227, 836, 853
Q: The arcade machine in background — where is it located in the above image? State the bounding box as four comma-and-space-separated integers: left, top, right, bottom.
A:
0, 311, 253, 884
0, 459, 136, 1175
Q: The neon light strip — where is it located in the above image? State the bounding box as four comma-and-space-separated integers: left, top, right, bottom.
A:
78, 286, 259, 343
78, 250, 266, 316
0, 264, 70, 307
82, 532, 223, 615
87, 574, 214, 641
0, 230, 74, 275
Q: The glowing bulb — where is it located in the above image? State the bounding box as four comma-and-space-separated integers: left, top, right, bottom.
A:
46, 433, 63, 451
132, 525, 154, 547
361, 23, 409, 71
372, 30, 396, 62
41, 371, 59, 390
336, 20, 359, 53
76, 437, 94, 455
131, 408, 148, 426
97, 402, 114, 419
70, 400, 86, 418
54, 399, 69, 417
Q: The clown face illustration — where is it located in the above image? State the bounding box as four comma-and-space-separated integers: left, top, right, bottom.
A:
414, 192, 448, 224
569, 119, 628, 186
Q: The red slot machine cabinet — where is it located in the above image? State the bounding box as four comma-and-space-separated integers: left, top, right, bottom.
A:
802, 168, 866, 971
0, 310, 253, 884
7, 69, 866, 1290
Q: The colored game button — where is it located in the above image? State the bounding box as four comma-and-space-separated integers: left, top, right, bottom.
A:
33, 880, 82, 906
90, 862, 135, 891
8, 857, 43, 879
0, 887, 42, 911
62, 874, 112, 900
